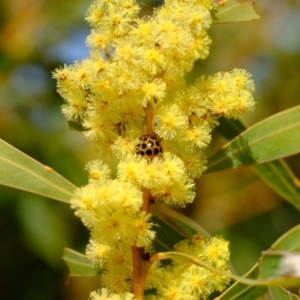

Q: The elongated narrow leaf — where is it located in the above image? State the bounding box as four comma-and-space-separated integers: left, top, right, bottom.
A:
213, 0, 260, 24
218, 224, 300, 299
62, 248, 100, 277
268, 286, 299, 300
68, 120, 84, 132
0, 138, 75, 203
152, 202, 211, 239
215, 118, 300, 210
152, 203, 208, 251
254, 160, 300, 211
152, 216, 186, 252
207, 105, 300, 172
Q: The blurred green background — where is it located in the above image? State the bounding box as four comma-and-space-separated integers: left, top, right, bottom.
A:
0, 0, 300, 299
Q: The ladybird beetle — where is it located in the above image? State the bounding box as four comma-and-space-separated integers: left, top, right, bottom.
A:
136, 135, 163, 159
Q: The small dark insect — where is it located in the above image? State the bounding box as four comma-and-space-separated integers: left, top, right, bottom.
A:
142, 252, 151, 261
136, 135, 163, 159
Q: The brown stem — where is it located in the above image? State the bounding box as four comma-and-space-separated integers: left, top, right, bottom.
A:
104, 47, 112, 61
131, 189, 151, 299
142, 188, 151, 212
131, 246, 150, 299
143, 104, 154, 135
131, 104, 155, 299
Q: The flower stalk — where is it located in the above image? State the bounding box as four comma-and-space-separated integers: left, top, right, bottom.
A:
132, 246, 151, 299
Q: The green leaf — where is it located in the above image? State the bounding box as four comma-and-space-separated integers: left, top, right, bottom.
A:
0, 138, 75, 203
152, 202, 211, 239
207, 105, 300, 172
62, 248, 100, 277
152, 202, 210, 252
253, 160, 300, 211
213, 0, 260, 24
68, 120, 84, 132
218, 224, 300, 299
152, 216, 185, 252
268, 286, 300, 300
215, 117, 300, 210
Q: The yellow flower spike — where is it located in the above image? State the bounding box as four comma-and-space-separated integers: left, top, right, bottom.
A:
54, 0, 256, 298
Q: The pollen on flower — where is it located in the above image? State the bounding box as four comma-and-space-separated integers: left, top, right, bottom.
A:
181, 266, 212, 298
85, 160, 111, 181
211, 75, 233, 96
86, 240, 111, 267
102, 267, 132, 293
141, 48, 164, 74
117, 155, 146, 184
154, 105, 188, 140
86, 29, 110, 49
61, 95, 86, 121
122, 0, 140, 16
179, 151, 207, 178
152, 177, 195, 207
140, 79, 166, 106
188, 6, 212, 34
200, 236, 230, 267
231, 68, 255, 91
85, 2, 105, 27
139, 159, 169, 189
111, 181, 142, 211
162, 152, 185, 181
111, 137, 139, 159
130, 212, 156, 247
185, 123, 212, 149
53, 66, 70, 83
114, 41, 139, 66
